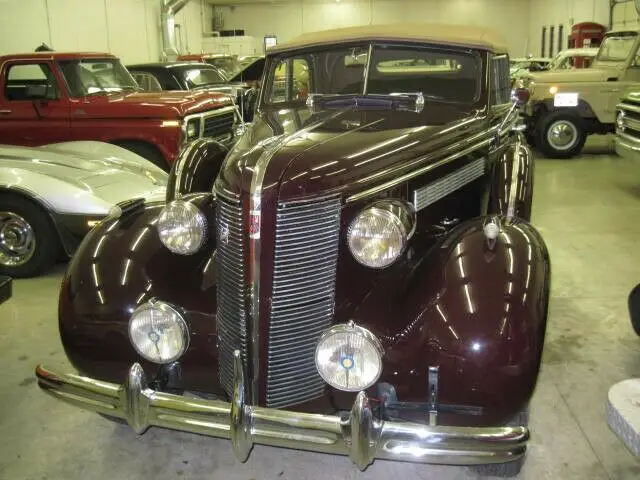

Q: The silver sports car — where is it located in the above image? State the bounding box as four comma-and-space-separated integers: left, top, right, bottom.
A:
0, 141, 167, 277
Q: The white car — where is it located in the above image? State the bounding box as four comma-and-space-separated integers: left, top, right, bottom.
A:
0, 141, 167, 277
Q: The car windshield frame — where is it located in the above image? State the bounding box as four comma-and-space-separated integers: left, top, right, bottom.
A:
262, 42, 484, 108
58, 58, 139, 97
595, 33, 638, 64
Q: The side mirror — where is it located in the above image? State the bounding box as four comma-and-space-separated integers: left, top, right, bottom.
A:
511, 88, 530, 107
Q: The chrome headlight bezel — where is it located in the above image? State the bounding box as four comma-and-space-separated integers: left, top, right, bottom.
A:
347, 200, 415, 269
314, 322, 384, 392
128, 300, 190, 364
157, 199, 207, 255
185, 118, 201, 140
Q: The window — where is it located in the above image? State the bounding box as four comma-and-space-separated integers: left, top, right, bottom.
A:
183, 67, 227, 88
268, 57, 311, 103
550, 26, 555, 57
490, 55, 511, 105
5, 63, 58, 101
558, 25, 564, 53
131, 72, 163, 92
597, 33, 638, 63
58, 58, 138, 97
541, 27, 547, 58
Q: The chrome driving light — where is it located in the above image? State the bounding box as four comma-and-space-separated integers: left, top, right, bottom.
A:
128, 300, 189, 364
617, 110, 626, 131
347, 201, 415, 268
315, 322, 383, 392
157, 200, 207, 255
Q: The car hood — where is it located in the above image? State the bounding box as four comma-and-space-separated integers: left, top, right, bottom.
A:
218, 102, 485, 201
527, 66, 621, 85
78, 90, 233, 118
0, 143, 167, 208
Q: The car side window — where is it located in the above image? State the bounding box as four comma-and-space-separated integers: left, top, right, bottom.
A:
5, 63, 59, 101
268, 57, 311, 103
131, 72, 163, 92
490, 55, 511, 105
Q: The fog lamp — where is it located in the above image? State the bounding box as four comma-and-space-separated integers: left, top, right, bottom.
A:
315, 322, 383, 392
617, 111, 626, 131
157, 200, 207, 255
128, 300, 189, 364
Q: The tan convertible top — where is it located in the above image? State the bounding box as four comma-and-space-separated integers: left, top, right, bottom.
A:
268, 23, 508, 54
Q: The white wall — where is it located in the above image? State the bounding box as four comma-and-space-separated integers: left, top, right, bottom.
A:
0, 0, 207, 63
612, 0, 640, 29
527, 0, 610, 58
215, 0, 533, 57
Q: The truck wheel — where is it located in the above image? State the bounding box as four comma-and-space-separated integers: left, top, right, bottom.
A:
113, 141, 169, 171
470, 407, 529, 477
536, 111, 586, 158
0, 194, 60, 277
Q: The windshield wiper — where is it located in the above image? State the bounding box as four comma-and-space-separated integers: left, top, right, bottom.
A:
306, 92, 426, 113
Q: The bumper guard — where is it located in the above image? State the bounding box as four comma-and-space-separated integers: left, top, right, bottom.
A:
35, 351, 528, 470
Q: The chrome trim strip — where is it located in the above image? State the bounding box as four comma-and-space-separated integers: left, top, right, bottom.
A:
347, 131, 494, 203
36, 362, 530, 470
617, 102, 640, 114
362, 43, 373, 95
412, 157, 485, 212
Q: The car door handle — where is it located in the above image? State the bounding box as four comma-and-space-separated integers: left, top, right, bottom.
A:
0, 109, 11, 115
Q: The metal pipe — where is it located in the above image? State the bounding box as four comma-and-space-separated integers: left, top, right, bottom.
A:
161, 0, 191, 61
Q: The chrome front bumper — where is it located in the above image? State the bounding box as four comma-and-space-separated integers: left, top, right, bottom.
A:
615, 131, 640, 161
35, 352, 528, 470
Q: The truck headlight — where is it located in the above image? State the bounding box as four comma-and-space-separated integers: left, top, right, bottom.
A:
129, 300, 189, 364
157, 200, 207, 255
186, 118, 201, 140
347, 201, 415, 268
315, 322, 383, 392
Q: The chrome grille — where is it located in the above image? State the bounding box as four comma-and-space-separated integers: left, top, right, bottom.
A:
266, 196, 341, 408
203, 111, 234, 139
215, 193, 248, 395
618, 101, 640, 141
413, 158, 485, 212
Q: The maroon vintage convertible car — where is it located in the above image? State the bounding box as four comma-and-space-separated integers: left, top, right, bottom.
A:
36, 23, 550, 472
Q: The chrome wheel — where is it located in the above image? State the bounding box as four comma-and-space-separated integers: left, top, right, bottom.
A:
546, 120, 579, 151
0, 211, 36, 267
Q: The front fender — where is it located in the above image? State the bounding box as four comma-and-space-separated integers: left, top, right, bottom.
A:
166, 139, 228, 201
364, 215, 550, 425
59, 194, 220, 393
489, 134, 534, 221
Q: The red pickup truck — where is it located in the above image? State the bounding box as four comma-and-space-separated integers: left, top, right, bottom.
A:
0, 52, 238, 168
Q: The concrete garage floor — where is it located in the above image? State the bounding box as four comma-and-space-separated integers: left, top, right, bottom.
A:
1, 136, 640, 480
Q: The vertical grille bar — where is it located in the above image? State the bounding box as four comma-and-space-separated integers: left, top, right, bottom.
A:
266, 196, 341, 408
215, 193, 248, 395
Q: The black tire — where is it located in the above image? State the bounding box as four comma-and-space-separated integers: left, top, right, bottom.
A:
628, 284, 640, 336
0, 194, 60, 277
470, 408, 529, 478
113, 141, 169, 171
535, 111, 586, 158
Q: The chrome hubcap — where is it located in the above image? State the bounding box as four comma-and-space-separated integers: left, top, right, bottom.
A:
0, 211, 36, 267
547, 120, 579, 151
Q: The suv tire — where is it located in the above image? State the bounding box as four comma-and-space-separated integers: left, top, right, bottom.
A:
536, 111, 586, 158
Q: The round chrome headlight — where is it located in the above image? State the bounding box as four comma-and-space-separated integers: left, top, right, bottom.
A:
347, 202, 414, 269
128, 300, 189, 364
315, 322, 383, 392
157, 200, 207, 255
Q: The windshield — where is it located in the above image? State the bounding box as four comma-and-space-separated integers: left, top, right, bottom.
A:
596, 33, 637, 63
183, 67, 227, 88
205, 57, 238, 76
58, 58, 138, 96
265, 43, 481, 105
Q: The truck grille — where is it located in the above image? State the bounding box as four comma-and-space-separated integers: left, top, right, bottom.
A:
618, 100, 640, 141
203, 110, 235, 139
215, 192, 248, 395
266, 196, 341, 408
